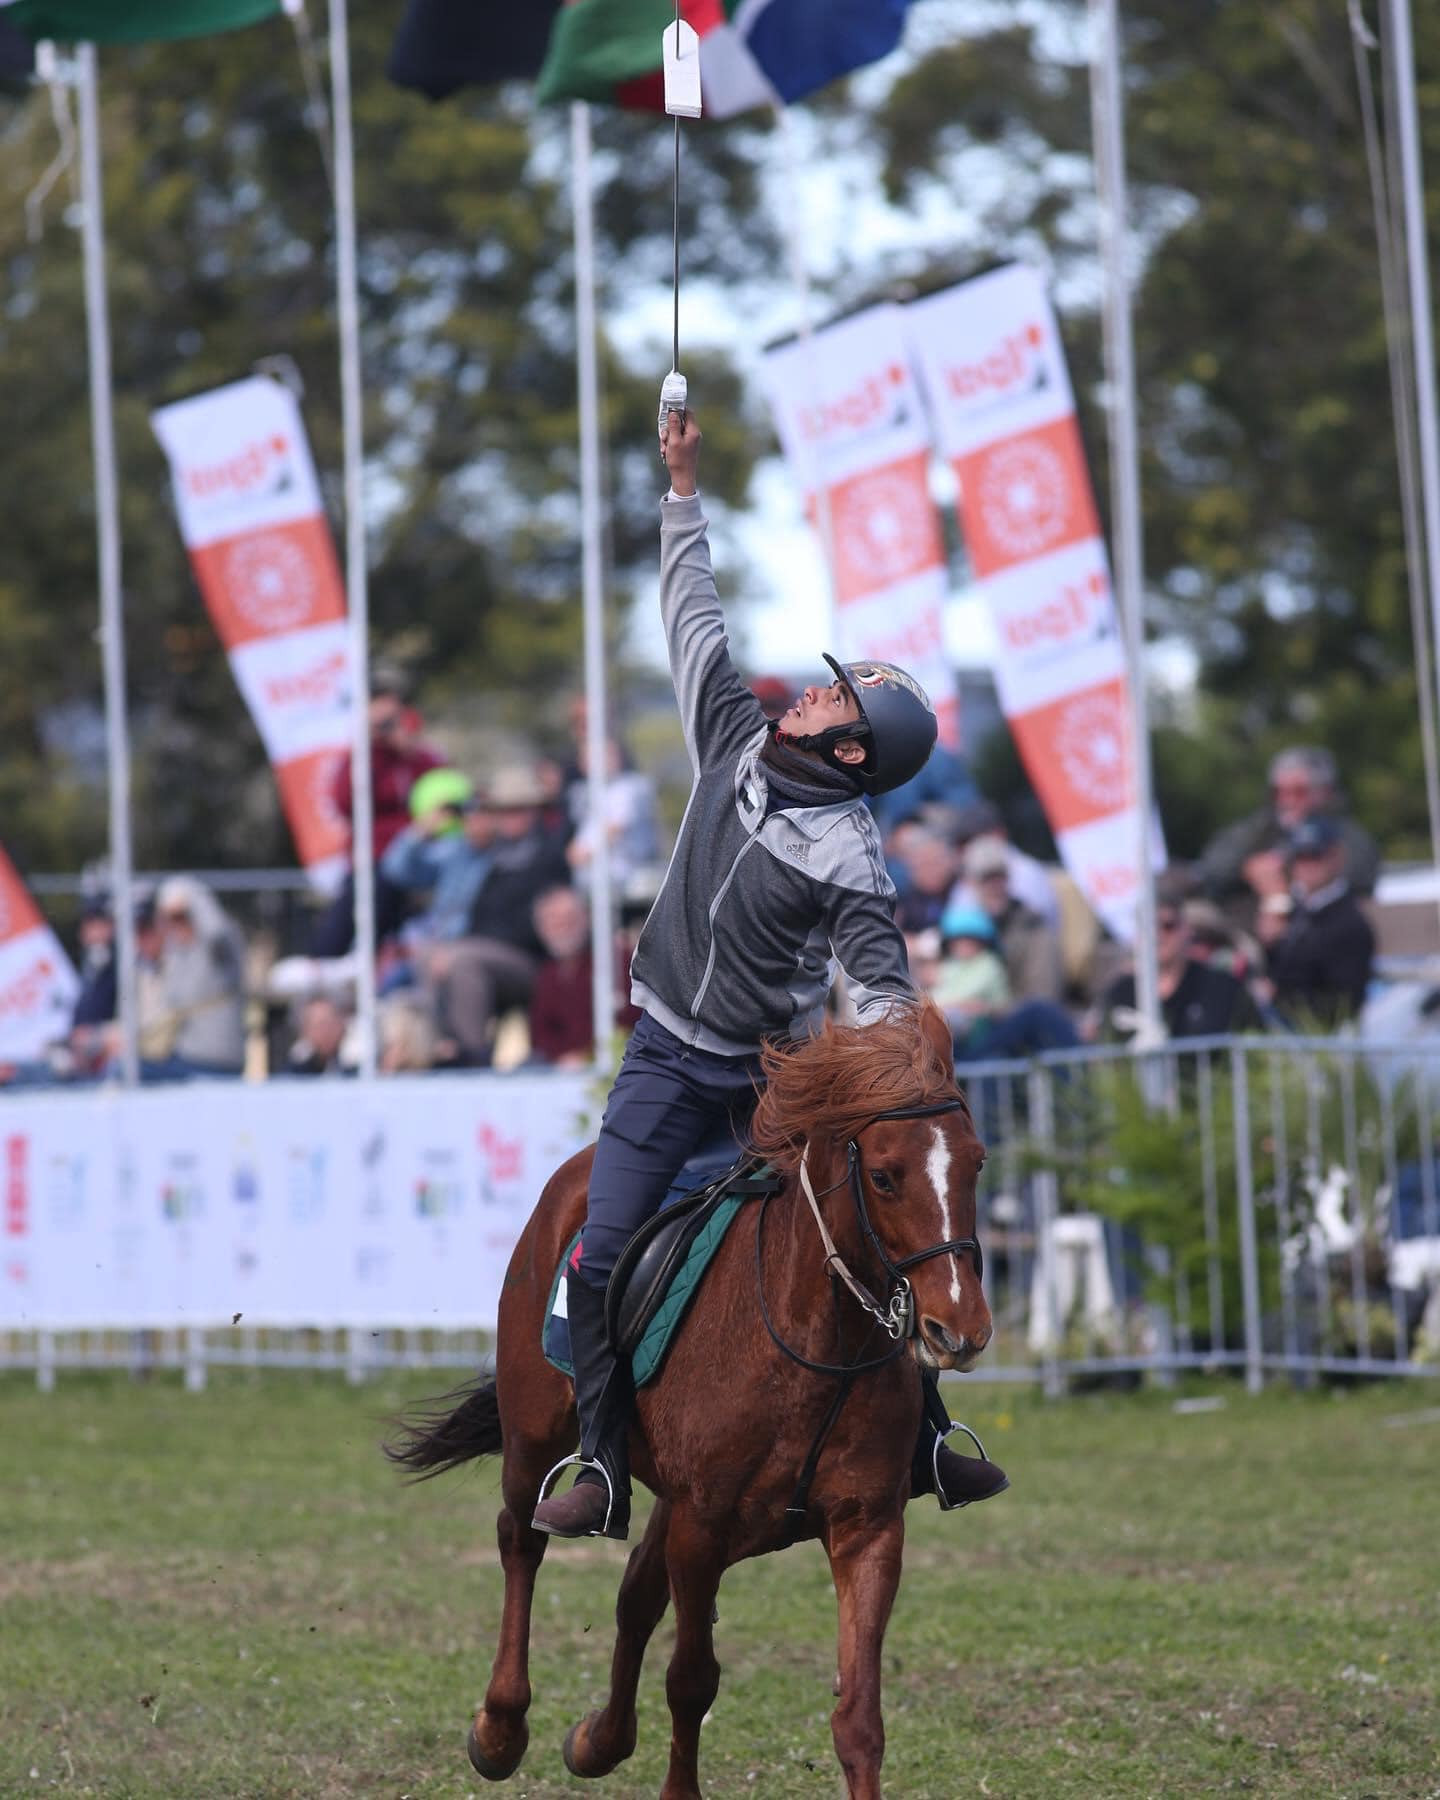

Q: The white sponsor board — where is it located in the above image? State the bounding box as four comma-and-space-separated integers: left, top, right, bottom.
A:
0, 1072, 595, 1330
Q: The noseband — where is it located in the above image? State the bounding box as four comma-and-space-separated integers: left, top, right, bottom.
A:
757, 1097, 984, 1378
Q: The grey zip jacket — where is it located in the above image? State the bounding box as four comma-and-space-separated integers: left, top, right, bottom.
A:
628, 493, 916, 1054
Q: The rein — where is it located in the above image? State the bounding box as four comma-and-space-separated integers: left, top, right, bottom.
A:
754, 1097, 983, 1380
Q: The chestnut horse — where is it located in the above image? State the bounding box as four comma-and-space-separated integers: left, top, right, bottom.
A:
389, 1004, 992, 1799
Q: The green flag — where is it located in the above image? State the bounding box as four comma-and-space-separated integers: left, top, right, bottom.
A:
2, 0, 282, 43
535, 0, 672, 107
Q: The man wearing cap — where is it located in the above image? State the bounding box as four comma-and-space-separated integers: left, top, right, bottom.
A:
1198, 746, 1381, 931
531, 408, 1008, 1542
432, 767, 571, 1065
381, 768, 495, 949
1256, 816, 1375, 1027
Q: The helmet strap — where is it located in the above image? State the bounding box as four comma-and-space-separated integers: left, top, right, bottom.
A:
771, 717, 872, 778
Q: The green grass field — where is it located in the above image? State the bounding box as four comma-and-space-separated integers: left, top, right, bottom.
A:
3, 1369, 1438, 1799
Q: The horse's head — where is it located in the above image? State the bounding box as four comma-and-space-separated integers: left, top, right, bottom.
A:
850, 1098, 992, 1372
752, 1001, 994, 1373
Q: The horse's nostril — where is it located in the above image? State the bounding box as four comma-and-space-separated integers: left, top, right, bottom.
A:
921, 1317, 963, 1356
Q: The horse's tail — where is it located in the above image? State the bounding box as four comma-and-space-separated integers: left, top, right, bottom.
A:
384, 1374, 503, 1481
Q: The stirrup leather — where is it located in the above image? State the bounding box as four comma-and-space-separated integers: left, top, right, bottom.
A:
536, 1451, 621, 1538
931, 1417, 991, 1513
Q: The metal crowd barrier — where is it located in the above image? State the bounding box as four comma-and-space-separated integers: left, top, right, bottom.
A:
5, 1035, 1440, 1391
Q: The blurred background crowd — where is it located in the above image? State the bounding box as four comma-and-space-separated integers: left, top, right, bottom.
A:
5, 661, 1422, 1088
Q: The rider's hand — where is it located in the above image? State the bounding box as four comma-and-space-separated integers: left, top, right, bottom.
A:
662, 410, 701, 497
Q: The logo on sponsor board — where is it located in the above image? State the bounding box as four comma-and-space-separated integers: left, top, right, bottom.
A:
975, 435, 1073, 562
797, 363, 912, 447
4, 1135, 29, 1239
944, 322, 1050, 418
221, 529, 320, 633
1054, 689, 1131, 813
832, 465, 937, 593
999, 568, 1115, 659
182, 433, 295, 505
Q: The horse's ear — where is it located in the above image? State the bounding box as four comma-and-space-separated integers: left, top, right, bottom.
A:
918, 1000, 956, 1077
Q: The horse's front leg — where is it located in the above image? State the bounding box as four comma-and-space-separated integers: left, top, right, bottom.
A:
563, 1497, 673, 1778
824, 1513, 905, 1800
468, 1472, 551, 1779
659, 1507, 727, 1800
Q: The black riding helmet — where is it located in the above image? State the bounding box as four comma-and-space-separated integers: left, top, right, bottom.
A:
778, 654, 938, 797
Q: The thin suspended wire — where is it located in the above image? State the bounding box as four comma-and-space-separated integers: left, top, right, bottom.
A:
286, 0, 335, 200
672, 0, 682, 372
1349, 0, 1440, 908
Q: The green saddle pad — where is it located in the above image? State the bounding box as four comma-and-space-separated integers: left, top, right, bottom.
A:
543, 1192, 747, 1389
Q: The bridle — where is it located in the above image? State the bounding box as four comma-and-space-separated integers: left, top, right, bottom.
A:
756, 1097, 984, 1378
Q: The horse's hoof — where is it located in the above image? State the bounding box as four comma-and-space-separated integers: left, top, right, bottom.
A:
563, 1710, 628, 1779
468, 1713, 527, 1781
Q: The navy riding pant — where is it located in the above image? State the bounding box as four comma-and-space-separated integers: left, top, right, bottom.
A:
573, 1011, 765, 1293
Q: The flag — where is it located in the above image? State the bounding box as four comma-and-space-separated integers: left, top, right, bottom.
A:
388, 0, 565, 101
0, 0, 281, 44
0, 843, 78, 1063
0, 16, 34, 79
152, 377, 353, 890
536, 0, 914, 115
905, 265, 1163, 941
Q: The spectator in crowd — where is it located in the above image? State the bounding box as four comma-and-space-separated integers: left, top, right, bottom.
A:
1198, 746, 1381, 930
527, 885, 642, 1068
139, 877, 246, 1079
380, 769, 496, 981
426, 766, 571, 1065
964, 835, 1065, 1004
1257, 817, 1376, 1028
931, 903, 1010, 1053
1095, 885, 1262, 1044
378, 995, 438, 1073
892, 829, 959, 935
312, 665, 444, 955
285, 994, 355, 1076
946, 799, 1060, 927
566, 734, 663, 896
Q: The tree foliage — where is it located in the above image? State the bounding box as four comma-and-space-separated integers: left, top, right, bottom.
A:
0, 12, 772, 873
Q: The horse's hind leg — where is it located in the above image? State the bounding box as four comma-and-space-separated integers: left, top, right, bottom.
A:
564, 1498, 673, 1779
468, 1451, 556, 1780
659, 1508, 727, 1800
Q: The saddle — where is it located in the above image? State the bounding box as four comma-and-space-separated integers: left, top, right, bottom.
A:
542, 1140, 783, 1388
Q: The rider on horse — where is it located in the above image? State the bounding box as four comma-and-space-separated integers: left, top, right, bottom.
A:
532, 409, 1009, 1541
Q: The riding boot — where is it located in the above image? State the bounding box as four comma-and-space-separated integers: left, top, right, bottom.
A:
909, 1370, 1010, 1510
532, 1278, 633, 1541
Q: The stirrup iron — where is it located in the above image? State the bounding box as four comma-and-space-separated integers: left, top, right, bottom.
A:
931, 1417, 990, 1513
535, 1451, 620, 1538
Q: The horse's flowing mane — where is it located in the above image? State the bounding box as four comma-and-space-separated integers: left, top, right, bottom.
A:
749, 1002, 965, 1171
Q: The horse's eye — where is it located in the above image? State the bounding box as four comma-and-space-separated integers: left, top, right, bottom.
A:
870, 1170, 895, 1195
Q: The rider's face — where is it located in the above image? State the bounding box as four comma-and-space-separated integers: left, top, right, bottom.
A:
781, 678, 861, 740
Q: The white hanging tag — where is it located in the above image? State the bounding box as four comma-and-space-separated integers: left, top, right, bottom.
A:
663, 19, 702, 119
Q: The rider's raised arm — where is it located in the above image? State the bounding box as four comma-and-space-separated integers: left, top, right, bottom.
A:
818, 815, 920, 1025
659, 410, 767, 772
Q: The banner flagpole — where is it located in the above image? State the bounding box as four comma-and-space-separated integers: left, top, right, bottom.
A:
328, 0, 377, 1077
1386, 0, 1440, 807
1090, 0, 1160, 1027
77, 41, 138, 1085
570, 101, 616, 1071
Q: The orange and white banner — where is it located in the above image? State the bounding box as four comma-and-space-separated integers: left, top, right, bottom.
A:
906, 264, 1157, 937
763, 305, 957, 746
152, 377, 351, 890
0, 845, 77, 1063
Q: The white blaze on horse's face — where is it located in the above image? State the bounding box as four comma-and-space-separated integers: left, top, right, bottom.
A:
925, 1124, 959, 1305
